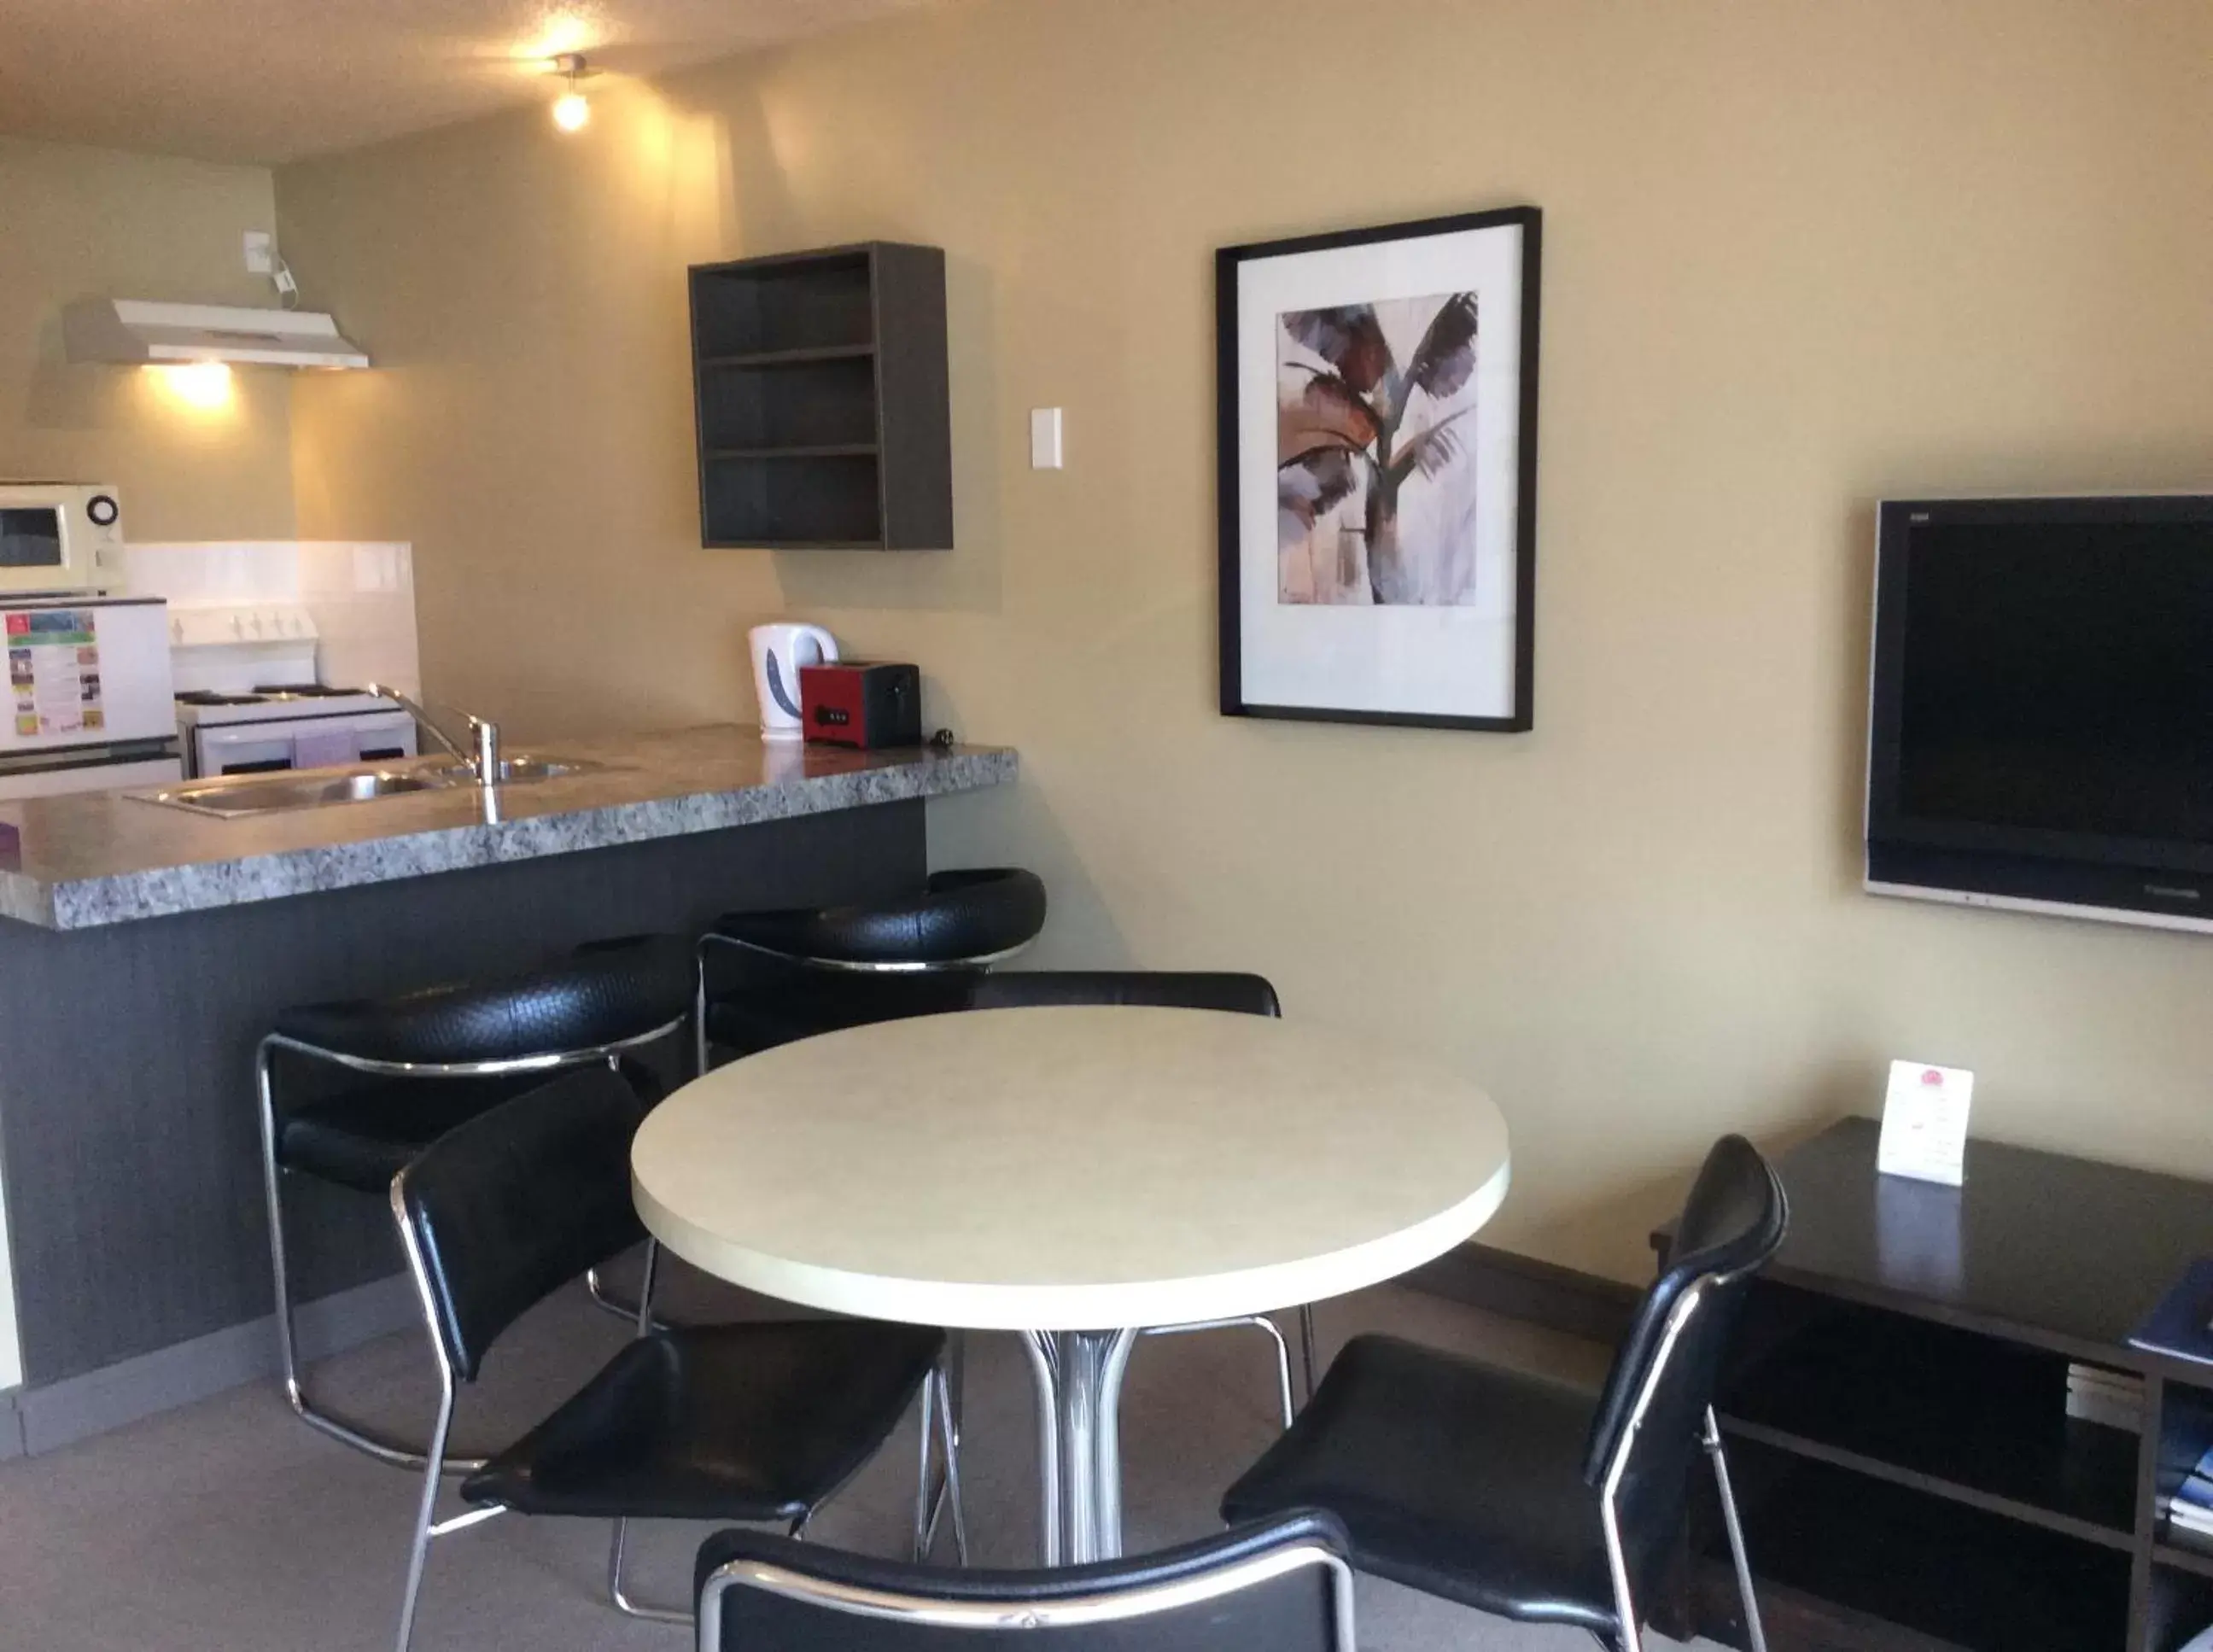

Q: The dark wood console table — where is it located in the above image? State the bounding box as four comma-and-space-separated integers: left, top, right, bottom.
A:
1659, 1117, 2213, 1652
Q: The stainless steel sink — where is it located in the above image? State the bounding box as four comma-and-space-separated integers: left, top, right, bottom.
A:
417, 757, 599, 786
128, 755, 609, 819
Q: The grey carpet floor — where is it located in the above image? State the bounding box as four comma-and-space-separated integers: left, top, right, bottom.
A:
0, 1260, 1717, 1649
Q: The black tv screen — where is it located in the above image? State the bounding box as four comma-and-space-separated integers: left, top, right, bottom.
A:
1866, 496, 2213, 931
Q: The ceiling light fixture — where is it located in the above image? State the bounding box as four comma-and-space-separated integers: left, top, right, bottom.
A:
551, 52, 593, 132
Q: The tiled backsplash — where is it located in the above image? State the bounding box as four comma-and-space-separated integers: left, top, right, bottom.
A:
124, 540, 420, 698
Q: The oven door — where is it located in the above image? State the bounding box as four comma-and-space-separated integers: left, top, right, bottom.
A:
190, 726, 300, 778
188, 711, 418, 779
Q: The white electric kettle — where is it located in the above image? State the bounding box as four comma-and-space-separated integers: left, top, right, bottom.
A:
749, 622, 839, 743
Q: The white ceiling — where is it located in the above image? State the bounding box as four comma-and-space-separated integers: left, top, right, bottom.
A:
0, 0, 934, 166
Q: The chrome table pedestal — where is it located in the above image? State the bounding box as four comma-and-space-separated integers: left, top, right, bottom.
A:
1019, 1328, 1142, 1563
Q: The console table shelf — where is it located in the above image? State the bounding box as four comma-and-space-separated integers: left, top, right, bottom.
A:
1657, 1118, 2213, 1652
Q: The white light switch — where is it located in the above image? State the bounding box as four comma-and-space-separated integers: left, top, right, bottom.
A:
1030, 408, 1064, 470
244, 231, 275, 275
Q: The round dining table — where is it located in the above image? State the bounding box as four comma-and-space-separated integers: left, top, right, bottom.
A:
630, 1003, 1511, 1564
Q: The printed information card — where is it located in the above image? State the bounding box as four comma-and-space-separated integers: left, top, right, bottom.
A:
6, 608, 102, 739
1877, 1059, 1974, 1187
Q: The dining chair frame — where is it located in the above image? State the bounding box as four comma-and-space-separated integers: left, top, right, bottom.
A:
692, 929, 1036, 1073
1592, 1271, 1770, 1652
1137, 1314, 1298, 1428
697, 1526, 1357, 1649
254, 1013, 687, 1475
386, 1172, 966, 1652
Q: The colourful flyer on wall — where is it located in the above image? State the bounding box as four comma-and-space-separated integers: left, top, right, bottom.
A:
3, 609, 102, 738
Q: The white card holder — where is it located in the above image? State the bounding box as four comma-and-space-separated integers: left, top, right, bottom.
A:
1877, 1060, 1974, 1188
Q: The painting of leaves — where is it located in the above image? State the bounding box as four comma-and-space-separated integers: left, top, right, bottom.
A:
1276, 292, 1480, 605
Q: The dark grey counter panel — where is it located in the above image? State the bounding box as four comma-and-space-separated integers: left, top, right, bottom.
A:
0, 801, 923, 1386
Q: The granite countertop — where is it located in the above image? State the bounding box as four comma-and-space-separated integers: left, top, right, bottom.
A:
0, 726, 1017, 931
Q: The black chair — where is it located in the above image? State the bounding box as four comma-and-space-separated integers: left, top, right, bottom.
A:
388, 1064, 957, 1652
1221, 1134, 1788, 1652
695, 1509, 1355, 1652
254, 933, 694, 1471
965, 972, 1320, 1416
695, 867, 1048, 1070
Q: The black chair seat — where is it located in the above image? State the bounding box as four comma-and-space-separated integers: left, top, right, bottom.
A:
273, 933, 693, 1065
274, 1075, 540, 1193
711, 868, 1046, 967
1222, 1334, 1621, 1641
460, 1319, 945, 1523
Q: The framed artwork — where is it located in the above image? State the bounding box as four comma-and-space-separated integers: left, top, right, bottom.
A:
1217, 206, 1541, 731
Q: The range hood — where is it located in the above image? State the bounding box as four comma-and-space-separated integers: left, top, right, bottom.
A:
62, 299, 370, 371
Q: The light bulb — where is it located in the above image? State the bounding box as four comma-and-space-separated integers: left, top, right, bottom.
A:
552, 89, 591, 131
147, 361, 234, 411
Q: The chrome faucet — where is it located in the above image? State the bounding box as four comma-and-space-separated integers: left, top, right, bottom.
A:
365, 685, 500, 784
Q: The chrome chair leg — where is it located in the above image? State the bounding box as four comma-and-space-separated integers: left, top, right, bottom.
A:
584, 1266, 644, 1323
393, 1384, 456, 1652
607, 1516, 692, 1626
915, 1353, 971, 1565
1297, 1304, 1319, 1403
934, 1362, 970, 1566
914, 1361, 938, 1562
1704, 1406, 1768, 1652
585, 1245, 669, 1329
1139, 1315, 1295, 1429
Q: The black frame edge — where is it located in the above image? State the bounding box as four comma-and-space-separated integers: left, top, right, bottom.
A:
1216, 204, 1543, 733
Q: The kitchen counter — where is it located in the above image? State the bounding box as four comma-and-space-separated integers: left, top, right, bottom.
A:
0, 723, 1016, 1445
0, 726, 1016, 930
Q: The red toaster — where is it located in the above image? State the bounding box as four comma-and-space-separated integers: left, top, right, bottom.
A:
797, 661, 923, 749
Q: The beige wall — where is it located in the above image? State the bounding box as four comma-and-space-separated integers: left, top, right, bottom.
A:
0, 137, 295, 539
277, 0, 2213, 1280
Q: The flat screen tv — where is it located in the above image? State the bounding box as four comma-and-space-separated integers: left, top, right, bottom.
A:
1866, 495, 2213, 933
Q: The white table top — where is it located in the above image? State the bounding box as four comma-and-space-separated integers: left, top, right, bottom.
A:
632, 1004, 1511, 1332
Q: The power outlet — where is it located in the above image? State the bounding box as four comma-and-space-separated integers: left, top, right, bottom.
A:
243, 231, 275, 276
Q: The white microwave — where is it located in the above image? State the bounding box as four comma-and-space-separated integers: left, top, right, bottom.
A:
0, 482, 126, 596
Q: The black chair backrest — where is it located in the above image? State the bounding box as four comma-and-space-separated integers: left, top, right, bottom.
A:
393, 1064, 649, 1382
696, 1511, 1353, 1652
722, 867, 1048, 966
276, 933, 693, 1065
1579, 1135, 1786, 1593
968, 971, 1280, 1018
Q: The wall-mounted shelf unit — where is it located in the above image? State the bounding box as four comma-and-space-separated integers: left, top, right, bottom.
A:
688, 242, 952, 552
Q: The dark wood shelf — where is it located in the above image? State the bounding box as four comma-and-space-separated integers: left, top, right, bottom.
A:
1721, 1446, 2133, 1652
1722, 1416, 2137, 1551
1666, 1118, 2213, 1652
706, 444, 879, 461
699, 343, 877, 369
2156, 1538, 2213, 1582
1720, 1291, 2140, 1539
688, 242, 951, 551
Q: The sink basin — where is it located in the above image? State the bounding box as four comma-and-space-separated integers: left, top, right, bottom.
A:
133, 769, 447, 819
127, 754, 609, 819
417, 757, 602, 785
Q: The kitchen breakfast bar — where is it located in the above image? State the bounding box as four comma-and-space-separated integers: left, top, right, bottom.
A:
0, 727, 1015, 1454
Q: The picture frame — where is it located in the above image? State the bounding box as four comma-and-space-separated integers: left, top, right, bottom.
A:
1217, 206, 1541, 731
